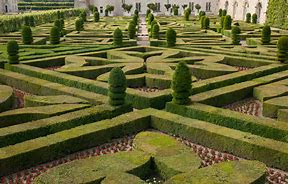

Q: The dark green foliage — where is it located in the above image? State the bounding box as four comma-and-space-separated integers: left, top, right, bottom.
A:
152, 24, 160, 39
222, 9, 227, 16
128, 22, 136, 39
80, 11, 87, 22
146, 9, 151, 18
105, 9, 109, 16
261, 25, 271, 45
252, 13, 257, 24
113, 28, 123, 46
132, 15, 138, 25
173, 5, 179, 16
186, 7, 192, 15
150, 20, 157, 30
93, 6, 98, 13
75, 18, 84, 32
94, 11, 100, 22
171, 61, 192, 105
200, 16, 206, 28
203, 17, 210, 29
29, 16, 35, 27
246, 13, 251, 23
218, 9, 222, 17
166, 28, 176, 47
231, 26, 241, 45
147, 13, 154, 25
54, 19, 62, 29
108, 67, 127, 106
7, 41, 19, 64
184, 10, 190, 21
134, 9, 139, 16
224, 15, 232, 30
57, 10, 61, 19
220, 16, 225, 28
50, 26, 60, 45
24, 16, 30, 26
199, 11, 206, 17
21, 26, 33, 45
277, 36, 288, 63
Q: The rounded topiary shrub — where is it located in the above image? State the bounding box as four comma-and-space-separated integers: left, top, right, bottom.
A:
152, 24, 160, 39
21, 26, 33, 45
128, 22, 136, 39
184, 10, 190, 21
94, 11, 100, 22
29, 16, 35, 27
113, 28, 123, 46
224, 15, 232, 30
261, 25, 271, 45
7, 41, 19, 64
171, 61, 192, 105
277, 36, 288, 63
50, 26, 60, 45
204, 17, 210, 29
252, 13, 257, 24
246, 13, 251, 23
75, 18, 84, 32
108, 67, 127, 106
166, 28, 176, 47
218, 9, 223, 17
80, 11, 87, 22
231, 26, 241, 45
222, 9, 227, 16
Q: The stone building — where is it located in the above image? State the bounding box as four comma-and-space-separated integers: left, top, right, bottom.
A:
0, 0, 18, 14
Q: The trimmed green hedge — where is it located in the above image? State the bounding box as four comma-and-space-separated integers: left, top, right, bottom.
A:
165, 102, 288, 143
0, 85, 13, 113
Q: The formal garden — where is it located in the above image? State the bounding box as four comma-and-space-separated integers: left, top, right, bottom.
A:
0, 5, 288, 184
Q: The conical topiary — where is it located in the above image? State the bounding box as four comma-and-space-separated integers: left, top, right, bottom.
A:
261, 25, 271, 45
231, 26, 241, 45
75, 18, 84, 32
108, 67, 127, 106
21, 26, 33, 45
7, 41, 19, 64
113, 28, 123, 46
166, 28, 176, 47
50, 26, 60, 45
152, 24, 160, 39
128, 22, 136, 39
94, 11, 100, 22
277, 36, 288, 63
224, 15, 232, 30
252, 13, 257, 24
246, 13, 251, 23
171, 61, 192, 105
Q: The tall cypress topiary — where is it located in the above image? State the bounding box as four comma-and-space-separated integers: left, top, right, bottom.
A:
224, 15, 232, 30
261, 25, 271, 45
21, 26, 33, 45
200, 16, 206, 29
113, 28, 123, 46
171, 61, 192, 105
108, 67, 127, 106
132, 15, 138, 25
252, 13, 257, 24
29, 16, 35, 27
246, 13, 251, 23
54, 19, 62, 29
277, 36, 288, 63
220, 16, 225, 28
50, 26, 60, 45
184, 10, 190, 21
166, 28, 176, 47
7, 41, 19, 64
128, 21, 136, 39
222, 9, 227, 16
80, 11, 87, 22
24, 16, 30, 26
147, 13, 154, 25
146, 9, 151, 18
75, 18, 84, 32
204, 17, 210, 29
218, 9, 223, 17
94, 11, 100, 22
152, 23, 160, 39
231, 26, 241, 45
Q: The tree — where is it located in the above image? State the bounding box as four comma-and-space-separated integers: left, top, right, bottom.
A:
199, 11, 206, 17
128, 21, 136, 39
220, 16, 225, 28
252, 13, 257, 24
106, 5, 115, 14
222, 9, 227, 16
231, 26, 241, 45
113, 28, 123, 46
146, 9, 151, 18
218, 9, 223, 17
204, 17, 210, 29
261, 25, 271, 45
200, 16, 206, 28
173, 5, 179, 16
224, 15, 232, 30
165, 4, 171, 12
21, 26, 33, 45
94, 11, 100, 22
184, 10, 190, 21
166, 28, 176, 47
122, 4, 133, 13
108, 67, 127, 106
195, 4, 201, 13
277, 36, 288, 63
134, 9, 139, 16
182, 4, 188, 10
171, 61, 192, 105
7, 41, 19, 64
50, 26, 60, 45
29, 16, 35, 27
75, 18, 84, 32
152, 24, 160, 39
80, 11, 87, 22
132, 15, 138, 25
147, 13, 154, 25
246, 13, 251, 23
147, 3, 157, 12
24, 16, 30, 26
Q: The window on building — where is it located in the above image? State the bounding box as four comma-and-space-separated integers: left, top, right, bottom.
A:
189, 2, 194, 11
136, 3, 141, 12
156, 3, 161, 12
206, 2, 211, 11
100, 7, 103, 13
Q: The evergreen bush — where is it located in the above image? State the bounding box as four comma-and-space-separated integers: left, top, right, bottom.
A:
24, 16, 30, 26
50, 26, 60, 45
200, 16, 206, 28
108, 67, 127, 106
220, 16, 225, 28
199, 11, 206, 17
75, 18, 84, 32
113, 28, 123, 46
7, 41, 19, 64
224, 15, 232, 30
128, 22, 136, 39
252, 13, 257, 24
21, 26, 33, 45
277, 36, 288, 63
222, 9, 227, 16
261, 25, 271, 45
29, 16, 35, 27
133, 15, 138, 25
134, 9, 139, 16
94, 11, 100, 22
173, 5, 179, 16
246, 13, 251, 23
204, 17, 210, 29
146, 9, 151, 18
147, 13, 154, 25
152, 23, 160, 39
231, 26, 241, 45
166, 28, 176, 47
184, 10, 190, 21
171, 61, 192, 105
218, 9, 223, 17
80, 11, 87, 22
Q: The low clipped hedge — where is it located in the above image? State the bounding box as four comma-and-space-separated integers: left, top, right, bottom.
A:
165, 102, 288, 143
0, 104, 132, 148
0, 85, 13, 113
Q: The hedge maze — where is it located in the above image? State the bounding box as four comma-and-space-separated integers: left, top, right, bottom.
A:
1, 9, 288, 184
